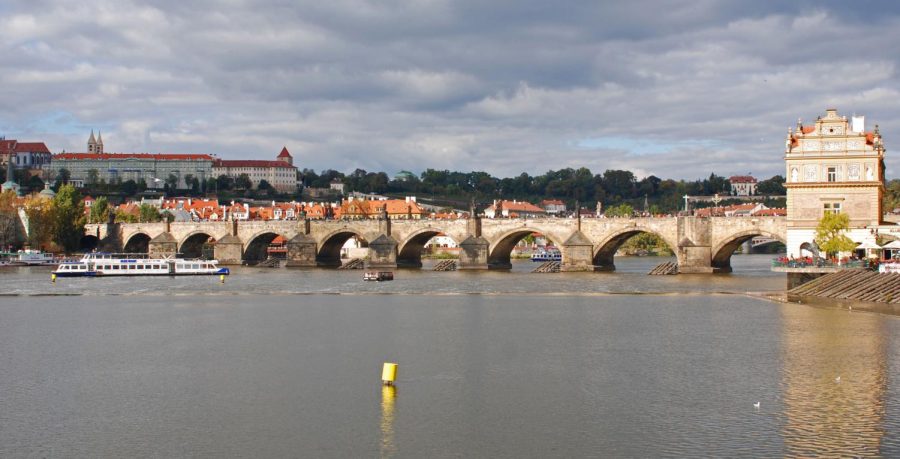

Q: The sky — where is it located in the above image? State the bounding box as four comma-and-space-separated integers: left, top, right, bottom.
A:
1, 0, 899, 180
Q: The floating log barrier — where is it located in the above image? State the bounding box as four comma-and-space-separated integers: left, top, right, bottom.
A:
532, 261, 560, 273
787, 269, 900, 313
648, 261, 678, 275
338, 258, 366, 270
433, 260, 457, 271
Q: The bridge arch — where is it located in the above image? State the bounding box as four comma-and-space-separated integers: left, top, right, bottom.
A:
317, 229, 369, 268
79, 234, 100, 252
123, 232, 151, 253
243, 231, 284, 264
489, 227, 563, 269
180, 231, 216, 259
711, 230, 786, 273
397, 228, 456, 268
593, 228, 679, 271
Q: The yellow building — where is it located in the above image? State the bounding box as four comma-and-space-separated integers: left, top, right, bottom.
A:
784, 108, 885, 256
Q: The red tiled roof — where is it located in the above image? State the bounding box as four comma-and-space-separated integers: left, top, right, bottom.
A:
14, 142, 50, 153
728, 176, 757, 183
55, 152, 214, 161
277, 147, 292, 158
214, 159, 294, 168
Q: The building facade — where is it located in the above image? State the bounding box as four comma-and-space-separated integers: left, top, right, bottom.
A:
784, 108, 885, 257
212, 147, 299, 192
728, 175, 757, 196
0, 138, 52, 170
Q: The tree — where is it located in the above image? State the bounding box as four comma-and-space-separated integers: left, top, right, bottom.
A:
26, 175, 44, 192
757, 175, 786, 195
605, 203, 634, 217
25, 197, 54, 249
165, 174, 179, 191
235, 173, 252, 190
51, 184, 85, 252
86, 169, 100, 187
815, 212, 857, 259
139, 204, 162, 223
257, 179, 272, 191
89, 196, 110, 224
57, 168, 71, 187
121, 179, 138, 196
0, 190, 21, 249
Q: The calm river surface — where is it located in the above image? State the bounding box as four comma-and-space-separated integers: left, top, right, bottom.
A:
1, 255, 898, 458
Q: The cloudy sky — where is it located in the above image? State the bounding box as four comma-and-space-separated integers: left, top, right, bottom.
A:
1, 1, 899, 180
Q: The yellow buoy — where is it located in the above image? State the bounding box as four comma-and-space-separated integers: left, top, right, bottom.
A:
51, 273, 56, 283
220, 274, 225, 283
382, 362, 398, 385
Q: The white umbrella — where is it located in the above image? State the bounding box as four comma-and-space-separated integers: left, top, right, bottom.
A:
856, 240, 883, 250
882, 240, 900, 249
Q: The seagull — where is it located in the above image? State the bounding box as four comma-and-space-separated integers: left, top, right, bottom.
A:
835, 376, 841, 383
754, 401, 760, 410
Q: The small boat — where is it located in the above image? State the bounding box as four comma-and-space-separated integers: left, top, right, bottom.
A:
364, 271, 394, 281
16, 249, 57, 266
52, 253, 230, 277
531, 247, 562, 262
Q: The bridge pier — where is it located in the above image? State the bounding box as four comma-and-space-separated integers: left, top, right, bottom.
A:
676, 217, 714, 273
149, 232, 177, 258
368, 234, 398, 269
214, 234, 243, 265
286, 219, 318, 267
561, 230, 596, 272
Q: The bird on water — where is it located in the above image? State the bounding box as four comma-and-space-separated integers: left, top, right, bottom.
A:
754, 401, 760, 410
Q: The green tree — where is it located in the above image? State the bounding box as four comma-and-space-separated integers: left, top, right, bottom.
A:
257, 179, 272, 191
165, 174, 179, 191
815, 212, 857, 259
605, 203, 634, 217
89, 196, 110, 224
56, 168, 71, 187
121, 179, 138, 196
86, 169, 100, 187
139, 204, 162, 223
51, 184, 85, 252
235, 173, 252, 190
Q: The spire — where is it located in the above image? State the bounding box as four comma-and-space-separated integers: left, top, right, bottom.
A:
97, 130, 103, 144
89, 130, 96, 144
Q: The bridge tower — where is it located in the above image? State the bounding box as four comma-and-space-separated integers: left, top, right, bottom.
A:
784, 108, 885, 257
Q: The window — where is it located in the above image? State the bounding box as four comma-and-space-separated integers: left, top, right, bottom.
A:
824, 202, 842, 215
827, 167, 837, 182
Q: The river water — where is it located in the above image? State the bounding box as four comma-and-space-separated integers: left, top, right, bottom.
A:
1, 255, 898, 457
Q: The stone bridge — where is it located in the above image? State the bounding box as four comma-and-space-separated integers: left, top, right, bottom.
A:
82, 215, 785, 273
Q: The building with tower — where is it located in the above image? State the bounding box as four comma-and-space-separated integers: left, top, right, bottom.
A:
0, 138, 52, 171
212, 147, 299, 192
784, 108, 885, 257
52, 132, 214, 188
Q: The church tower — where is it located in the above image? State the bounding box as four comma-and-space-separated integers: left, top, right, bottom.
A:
277, 146, 293, 166
87, 130, 104, 154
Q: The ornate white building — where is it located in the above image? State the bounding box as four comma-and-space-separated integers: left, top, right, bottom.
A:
784, 108, 885, 257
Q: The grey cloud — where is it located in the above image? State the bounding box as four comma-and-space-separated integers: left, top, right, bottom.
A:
1, 1, 899, 180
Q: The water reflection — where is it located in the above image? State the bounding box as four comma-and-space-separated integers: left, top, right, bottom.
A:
381, 385, 397, 458
781, 305, 888, 456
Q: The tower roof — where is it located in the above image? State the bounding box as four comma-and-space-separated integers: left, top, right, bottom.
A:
89, 130, 96, 143
277, 146, 292, 158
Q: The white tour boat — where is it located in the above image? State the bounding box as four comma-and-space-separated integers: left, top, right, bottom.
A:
16, 249, 57, 266
52, 253, 230, 277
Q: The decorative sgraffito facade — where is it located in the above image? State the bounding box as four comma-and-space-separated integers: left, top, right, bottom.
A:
784, 108, 886, 257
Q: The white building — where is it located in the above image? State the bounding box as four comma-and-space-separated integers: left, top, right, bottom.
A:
728, 175, 757, 196
212, 147, 298, 192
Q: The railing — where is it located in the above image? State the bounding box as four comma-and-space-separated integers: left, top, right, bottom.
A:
772, 257, 871, 269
